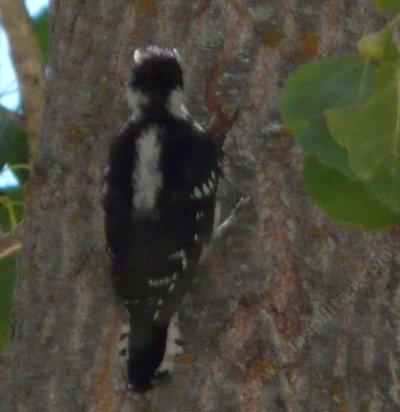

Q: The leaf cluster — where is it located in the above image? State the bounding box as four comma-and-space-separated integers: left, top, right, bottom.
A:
280, 3, 400, 230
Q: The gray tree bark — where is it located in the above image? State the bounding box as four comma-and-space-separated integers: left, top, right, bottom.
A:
1, 1, 398, 411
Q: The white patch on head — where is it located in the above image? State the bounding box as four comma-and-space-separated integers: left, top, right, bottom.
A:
132, 127, 162, 213
155, 312, 183, 376
134, 49, 144, 64
168, 89, 189, 120
126, 89, 148, 121
167, 86, 205, 131
173, 48, 182, 64
133, 46, 172, 67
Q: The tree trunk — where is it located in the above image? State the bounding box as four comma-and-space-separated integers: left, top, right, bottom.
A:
1, 1, 398, 411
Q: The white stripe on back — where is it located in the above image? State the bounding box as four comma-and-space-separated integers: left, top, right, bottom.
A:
132, 127, 162, 213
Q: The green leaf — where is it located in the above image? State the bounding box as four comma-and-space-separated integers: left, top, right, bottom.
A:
325, 62, 400, 212
279, 56, 376, 176
0, 255, 16, 355
0, 190, 24, 232
303, 157, 400, 229
33, 8, 50, 65
0, 119, 29, 172
358, 16, 400, 61
376, 0, 400, 12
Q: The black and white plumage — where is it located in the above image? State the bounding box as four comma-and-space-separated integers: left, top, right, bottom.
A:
103, 46, 222, 392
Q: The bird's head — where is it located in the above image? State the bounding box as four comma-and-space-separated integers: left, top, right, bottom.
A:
127, 46, 184, 111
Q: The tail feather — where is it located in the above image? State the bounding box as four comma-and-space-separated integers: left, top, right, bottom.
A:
118, 323, 130, 362
118, 313, 183, 392
127, 320, 168, 392
155, 313, 183, 377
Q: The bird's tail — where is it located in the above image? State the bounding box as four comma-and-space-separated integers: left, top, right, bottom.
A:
118, 312, 182, 392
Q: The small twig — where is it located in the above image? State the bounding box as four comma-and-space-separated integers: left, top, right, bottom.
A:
199, 196, 250, 264
9, 163, 31, 174
0, 196, 18, 230
213, 196, 250, 240
0, 224, 23, 260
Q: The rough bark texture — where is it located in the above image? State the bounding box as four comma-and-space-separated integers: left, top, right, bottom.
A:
1, 1, 398, 411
